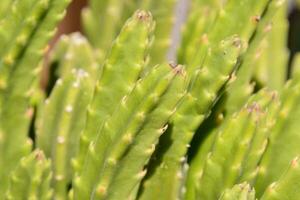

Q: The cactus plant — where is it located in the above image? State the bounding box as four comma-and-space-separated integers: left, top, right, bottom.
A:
6, 150, 52, 200
2, 0, 300, 199
219, 183, 256, 200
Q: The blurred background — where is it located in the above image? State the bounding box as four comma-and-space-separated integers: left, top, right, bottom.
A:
50, 0, 300, 75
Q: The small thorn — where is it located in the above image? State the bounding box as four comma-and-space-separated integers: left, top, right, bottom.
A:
65, 105, 73, 113
179, 157, 186, 162
56, 79, 63, 86
137, 112, 145, 119
292, 157, 299, 168
264, 23, 273, 33
73, 81, 80, 88
136, 10, 151, 21
57, 136, 65, 144
97, 185, 107, 196
55, 175, 64, 181
145, 144, 155, 155
176, 171, 183, 179
123, 133, 133, 144
45, 99, 50, 105
25, 107, 34, 119
34, 150, 44, 161
269, 182, 277, 189
251, 15, 261, 23
136, 170, 147, 179
107, 157, 117, 166
159, 124, 168, 134
121, 96, 127, 106
201, 34, 209, 45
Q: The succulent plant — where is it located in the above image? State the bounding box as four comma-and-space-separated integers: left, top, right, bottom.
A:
1, 0, 300, 199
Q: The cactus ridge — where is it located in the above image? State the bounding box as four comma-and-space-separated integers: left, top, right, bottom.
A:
74, 10, 155, 176
0, 0, 70, 197
73, 63, 186, 199
5, 150, 52, 200
138, 1, 287, 199
219, 183, 256, 200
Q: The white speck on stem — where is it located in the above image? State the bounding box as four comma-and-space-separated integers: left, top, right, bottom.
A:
65, 105, 73, 113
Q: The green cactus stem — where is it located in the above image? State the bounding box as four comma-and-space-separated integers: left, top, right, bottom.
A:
195, 90, 278, 200
177, 0, 220, 65
225, 0, 284, 114
37, 67, 93, 200
0, 0, 70, 197
82, 0, 139, 62
292, 53, 300, 77
254, 0, 289, 91
103, 66, 186, 200
140, 0, 177, 65
260, 157, 300, 200
49, 32, 100, 81
73, 10, 155, 176
73, 63, 186, 199
219, 183, 256, 200
138, 1, 283, 199
255, 74, 300, 196
139, 35, 245, 200
5, 150, 52, 200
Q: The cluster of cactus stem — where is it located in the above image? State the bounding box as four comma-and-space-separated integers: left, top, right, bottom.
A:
1, 0, 300, 199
